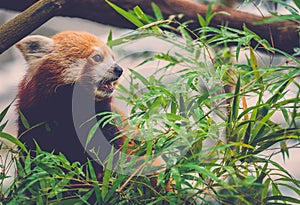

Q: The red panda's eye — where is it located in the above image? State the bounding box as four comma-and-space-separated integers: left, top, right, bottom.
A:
92, 54, 103, 62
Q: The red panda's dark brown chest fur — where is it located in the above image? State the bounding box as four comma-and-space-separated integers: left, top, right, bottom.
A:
16, 31, 126, 172
18, 82, 118, 164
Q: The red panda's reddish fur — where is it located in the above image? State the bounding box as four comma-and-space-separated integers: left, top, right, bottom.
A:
16, 31, 127, 175
16, 31, 171, 194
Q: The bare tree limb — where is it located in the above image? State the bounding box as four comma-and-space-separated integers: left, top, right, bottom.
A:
0, 0, 66, 54
0, 0, 299, 55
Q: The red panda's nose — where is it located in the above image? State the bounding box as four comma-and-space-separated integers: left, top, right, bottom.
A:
113, 64, 123, 77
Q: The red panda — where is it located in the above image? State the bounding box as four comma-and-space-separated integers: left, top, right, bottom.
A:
16, 31, 171, 194
16, 31, 129, 175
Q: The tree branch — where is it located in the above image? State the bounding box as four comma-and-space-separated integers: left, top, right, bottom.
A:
0, 0, 299, 55
0, 0, 66, 54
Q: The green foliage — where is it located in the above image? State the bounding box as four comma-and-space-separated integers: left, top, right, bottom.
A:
254, 0, 300, 24
1, 0, 300, 204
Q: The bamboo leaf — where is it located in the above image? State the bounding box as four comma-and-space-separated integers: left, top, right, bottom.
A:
103, 147, 114, 201
85, 119, 102, 150
181, 164, 230, 188
106, 175, 127, 202
107, 29, 113, 48
275, 182, 300, 195
241, 122, 252, 155
130, 68, 150, 86
0, 132, 28, 153
107, 33, 151, 47
266, 78, 292, 105
293, 0, 300, 9
205, 2, 213, 22
165, 113, 182, 121
255, 15, 300, 24
133, 6, 150, 23
105, 1, 144, 27
230, 75, 241, 123
0, 100, 13, 124
253, 128, 299, 144
265, 195, 300, 204
18, 110, 30, 129
235, 40, 242, 62
197, 14, 206, 27
87, 159, 102, 203
0, 120, 8, 132
249, 46, 260, 81
261, 178, 271, 200
250, 109, 277, 144
151, 2, 163, 20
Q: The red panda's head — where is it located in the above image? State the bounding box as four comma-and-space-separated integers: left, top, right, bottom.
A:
16, 31, 123, 101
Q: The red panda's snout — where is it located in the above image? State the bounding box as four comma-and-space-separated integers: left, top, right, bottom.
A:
112, 64, 123, 78
94, 64, 123, 99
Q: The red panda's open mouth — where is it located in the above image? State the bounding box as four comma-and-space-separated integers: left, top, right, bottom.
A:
98, 82, 114, 93
97, 78, 119, 94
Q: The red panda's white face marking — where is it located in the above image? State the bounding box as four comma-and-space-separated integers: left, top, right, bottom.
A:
16, 31, 123, 101
88, 46, 123, 100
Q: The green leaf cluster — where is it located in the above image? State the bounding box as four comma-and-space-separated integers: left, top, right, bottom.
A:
1, 0, 300, 204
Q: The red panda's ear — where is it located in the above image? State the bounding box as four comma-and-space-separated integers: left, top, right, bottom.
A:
16, 35, 54, 64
